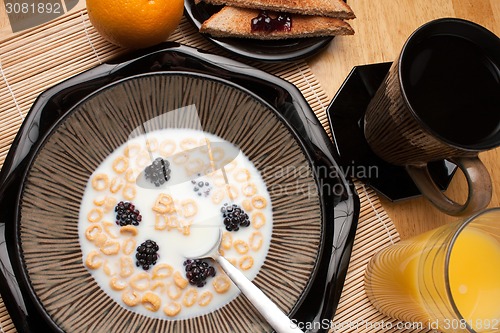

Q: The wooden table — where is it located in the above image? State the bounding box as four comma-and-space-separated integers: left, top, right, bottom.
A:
1, 0, 499, 241
308, 0, 500, 239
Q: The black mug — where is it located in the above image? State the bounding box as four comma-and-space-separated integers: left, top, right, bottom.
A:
364, 18, 500, 216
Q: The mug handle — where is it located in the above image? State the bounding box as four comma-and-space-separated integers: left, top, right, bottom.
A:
406, 156, 492, 216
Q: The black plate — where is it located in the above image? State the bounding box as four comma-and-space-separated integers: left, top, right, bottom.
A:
326, 62, 457, 201
0, 43, 359, 333
183, 0, 334, 62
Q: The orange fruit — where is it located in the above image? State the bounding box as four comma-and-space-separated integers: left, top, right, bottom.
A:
87, 0, 184, 49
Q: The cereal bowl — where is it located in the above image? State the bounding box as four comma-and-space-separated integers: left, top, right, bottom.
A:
0, 44, 359, 333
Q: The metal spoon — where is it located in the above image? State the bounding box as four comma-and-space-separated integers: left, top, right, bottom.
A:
186, 228, 305, 333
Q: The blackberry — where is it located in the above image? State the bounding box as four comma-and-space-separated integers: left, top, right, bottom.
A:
135, 240, 159, 270
115, 201, 142, 226
144, 157, 171, 187
190, 177, 212, 197
220, 203, 250, 232
183, 259, 216, 288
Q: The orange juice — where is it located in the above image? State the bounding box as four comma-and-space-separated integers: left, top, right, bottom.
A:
364, 231, 434, 324
448, 227, 500, 330
364, 209, 500, 333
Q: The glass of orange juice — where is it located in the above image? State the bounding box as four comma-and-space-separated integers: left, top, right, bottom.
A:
364, 208, 500, 332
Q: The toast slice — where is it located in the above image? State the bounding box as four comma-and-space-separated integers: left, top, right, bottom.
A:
200, 0, 355, 19
200, 6, 354, 40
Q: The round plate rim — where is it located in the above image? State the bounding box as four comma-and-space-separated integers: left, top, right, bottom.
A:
183, 0, 334, 62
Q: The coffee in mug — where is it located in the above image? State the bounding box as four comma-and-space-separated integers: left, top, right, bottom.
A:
364, 18, 500, 216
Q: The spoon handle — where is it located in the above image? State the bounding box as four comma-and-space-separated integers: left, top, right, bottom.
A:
216, 255, 304, 333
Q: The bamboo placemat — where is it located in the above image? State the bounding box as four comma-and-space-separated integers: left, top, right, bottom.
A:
0, 9, 422, 333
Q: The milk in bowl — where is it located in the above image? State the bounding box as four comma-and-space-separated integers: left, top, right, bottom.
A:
78, 129, 273, 320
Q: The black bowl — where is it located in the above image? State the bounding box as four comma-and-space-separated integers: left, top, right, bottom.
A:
0, 43, 359, 333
